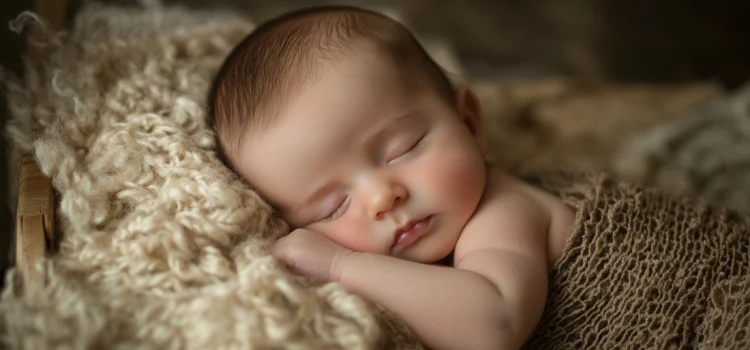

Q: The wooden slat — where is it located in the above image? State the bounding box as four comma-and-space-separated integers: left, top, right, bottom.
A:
16, 214, 46, 283
15, 0, 68, 283
15, 155, 55, 283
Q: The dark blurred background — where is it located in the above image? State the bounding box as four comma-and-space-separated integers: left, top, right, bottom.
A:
1, 0, 749, 278
161, 0, 750, 88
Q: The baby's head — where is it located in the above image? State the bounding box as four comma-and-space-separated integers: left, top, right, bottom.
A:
209, 6, 488, 263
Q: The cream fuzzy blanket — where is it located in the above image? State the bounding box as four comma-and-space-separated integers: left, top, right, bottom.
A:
3, 5, 417, 349
5, 4, 750, 350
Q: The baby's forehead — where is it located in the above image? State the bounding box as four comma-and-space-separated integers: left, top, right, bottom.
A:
232, 38, 442, 144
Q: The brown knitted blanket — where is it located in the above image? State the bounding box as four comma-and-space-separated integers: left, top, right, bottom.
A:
528, 172, 750, 349
3, 4, 749, 349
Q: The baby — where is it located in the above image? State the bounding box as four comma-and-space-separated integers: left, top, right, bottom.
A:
209, 6, 575, 350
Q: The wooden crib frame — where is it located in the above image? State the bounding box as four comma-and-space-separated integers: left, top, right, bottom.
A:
15, 155, 55, 283
12, 0, 68, 284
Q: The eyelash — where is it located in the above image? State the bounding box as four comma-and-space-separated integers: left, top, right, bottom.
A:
321, 196, 350, 223
319, 134, 427, 223
388, 134, 425, 164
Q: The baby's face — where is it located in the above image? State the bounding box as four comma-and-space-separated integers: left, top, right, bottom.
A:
235, 48, 487, 263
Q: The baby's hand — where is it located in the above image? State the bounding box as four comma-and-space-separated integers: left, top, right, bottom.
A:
272, 229, 354, 282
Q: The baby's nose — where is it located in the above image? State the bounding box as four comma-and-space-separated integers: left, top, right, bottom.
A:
368, 183, 407, 220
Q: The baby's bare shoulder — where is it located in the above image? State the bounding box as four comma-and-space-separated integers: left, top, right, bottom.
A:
454, 170, 551, 259
479, 168, 552, 219
455, 168, 575, 265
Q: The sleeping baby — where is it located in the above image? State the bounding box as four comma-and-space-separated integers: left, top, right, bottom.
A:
209, 6, 575, 350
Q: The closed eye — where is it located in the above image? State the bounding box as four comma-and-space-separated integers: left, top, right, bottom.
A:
319, 196, 350, 223
388, 133, 426, 164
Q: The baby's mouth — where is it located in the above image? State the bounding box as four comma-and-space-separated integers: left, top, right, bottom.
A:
392, 215, 433, 250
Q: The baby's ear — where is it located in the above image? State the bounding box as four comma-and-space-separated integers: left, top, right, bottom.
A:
455, 85, 487, 154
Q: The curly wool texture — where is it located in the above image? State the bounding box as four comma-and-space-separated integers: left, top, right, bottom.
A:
3, 4, 419, 349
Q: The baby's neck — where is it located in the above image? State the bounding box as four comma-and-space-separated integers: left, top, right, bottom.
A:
434, 250, 455, 267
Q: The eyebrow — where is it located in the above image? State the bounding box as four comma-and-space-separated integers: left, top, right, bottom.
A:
292, 111, 421, 218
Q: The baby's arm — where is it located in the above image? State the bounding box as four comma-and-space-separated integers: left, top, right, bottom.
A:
339, 193, 550, 350
340, 254, 542, 349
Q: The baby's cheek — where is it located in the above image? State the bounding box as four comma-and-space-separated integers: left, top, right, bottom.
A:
423, 143, 485, 208
324, 218, 383, 254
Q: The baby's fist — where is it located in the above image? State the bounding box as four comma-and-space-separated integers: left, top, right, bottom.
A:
272, 229, 353, 282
